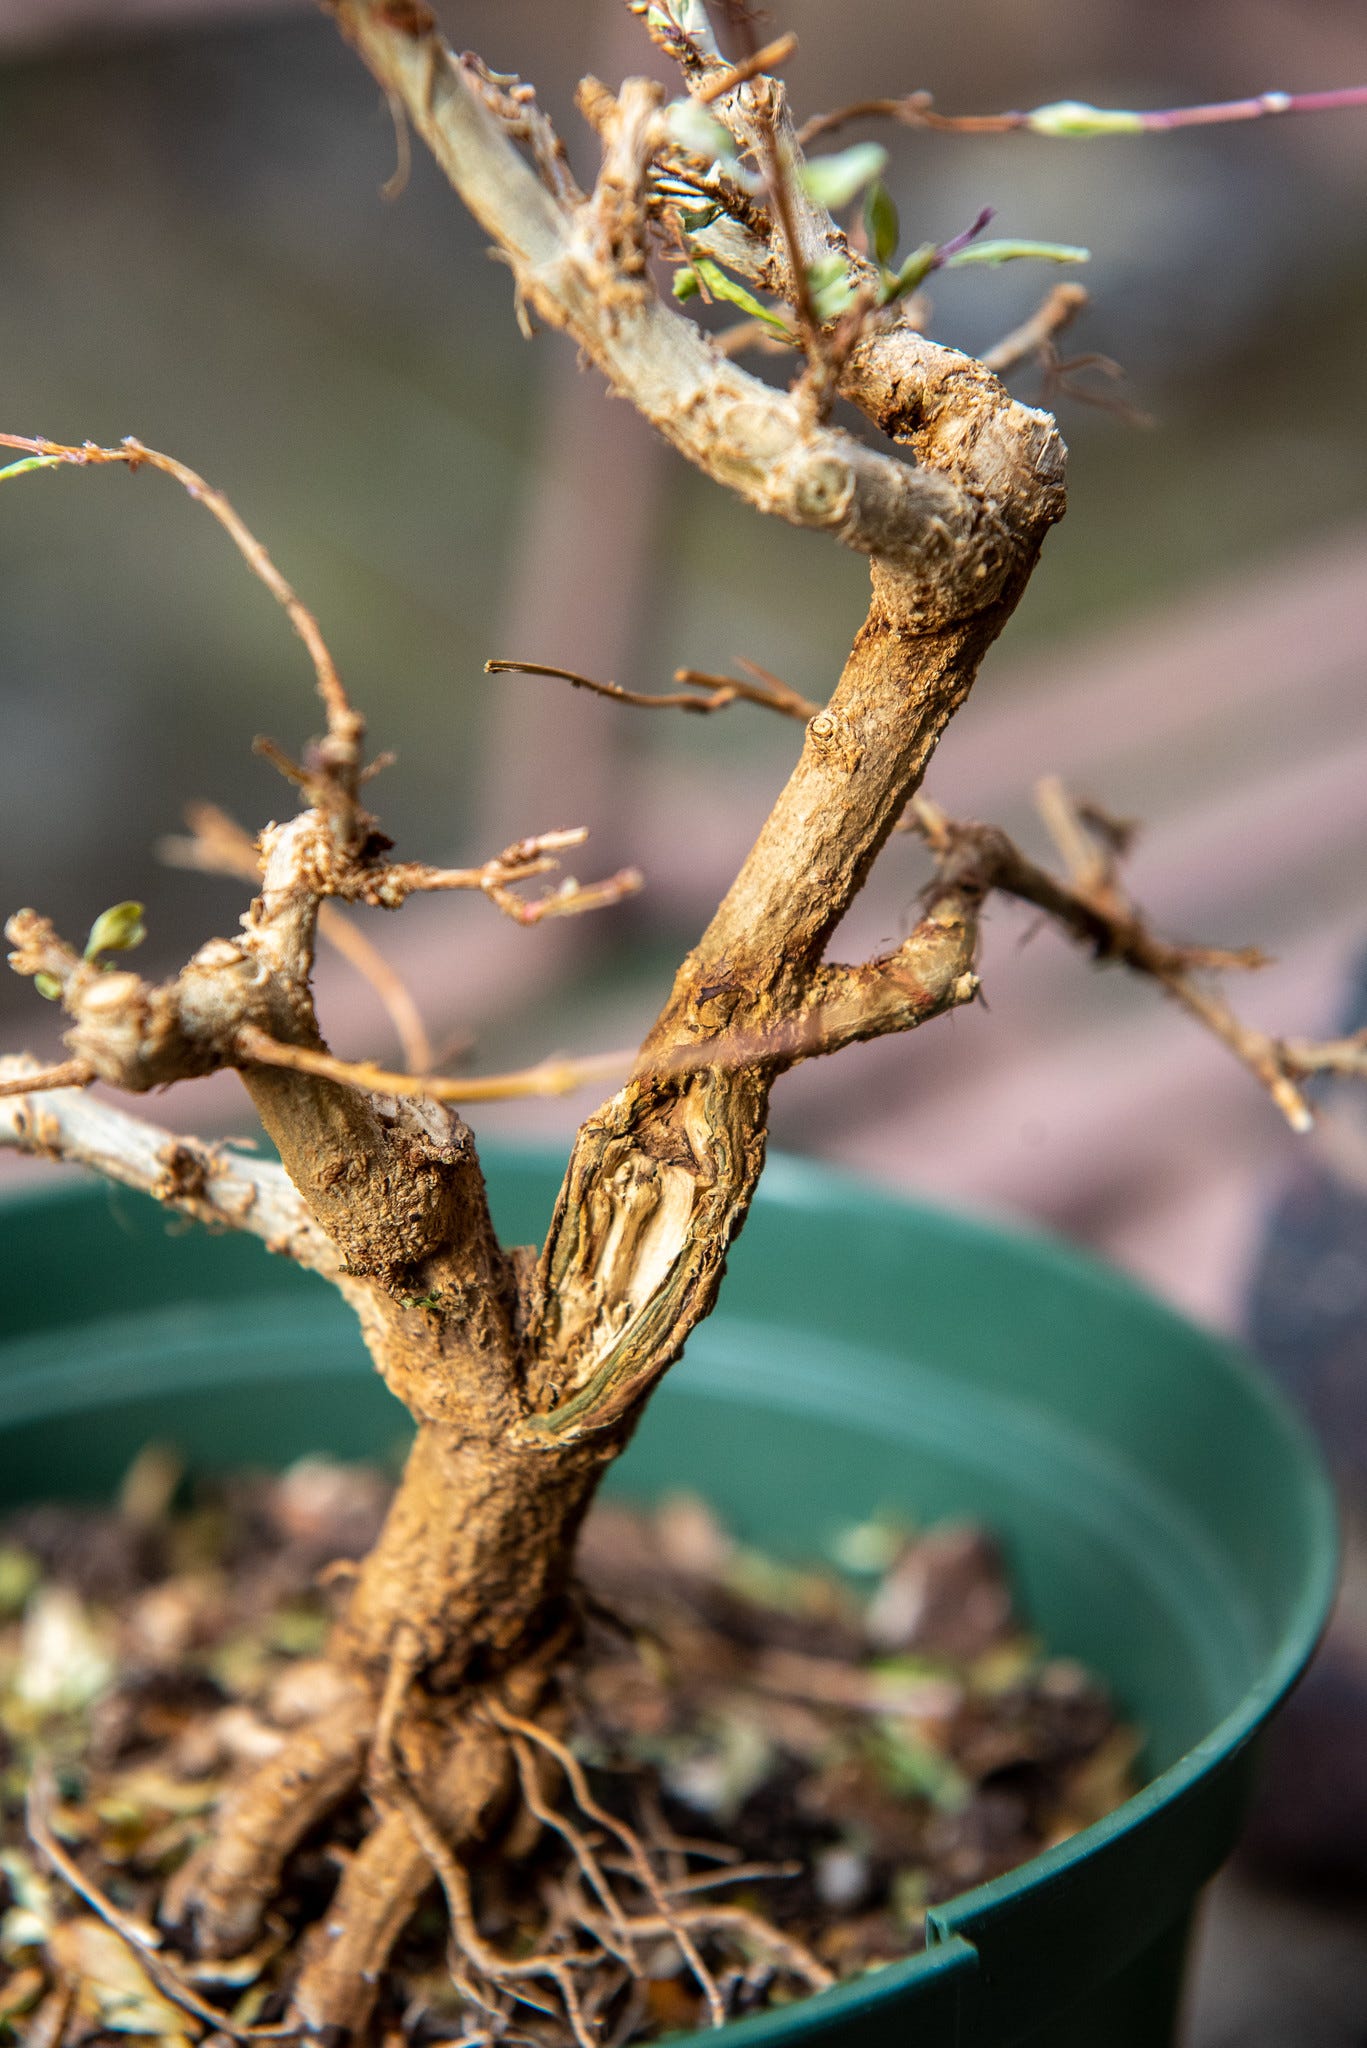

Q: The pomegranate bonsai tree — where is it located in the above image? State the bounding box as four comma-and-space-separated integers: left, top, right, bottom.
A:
2, 4, 1364, 2040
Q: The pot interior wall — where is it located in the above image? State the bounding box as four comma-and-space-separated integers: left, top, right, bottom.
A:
0, 1153, 1328, 1789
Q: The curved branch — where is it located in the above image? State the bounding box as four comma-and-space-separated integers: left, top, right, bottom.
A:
0, 437, 352, 733
328, 2, 1061, 600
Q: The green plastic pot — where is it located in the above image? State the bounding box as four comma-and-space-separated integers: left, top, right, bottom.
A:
0, 1152, 1336, 2048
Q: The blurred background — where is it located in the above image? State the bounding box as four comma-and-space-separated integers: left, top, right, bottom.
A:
1, 0, 1365, 2038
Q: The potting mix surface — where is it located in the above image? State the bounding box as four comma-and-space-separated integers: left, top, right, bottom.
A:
0, 1450, 1136, 2044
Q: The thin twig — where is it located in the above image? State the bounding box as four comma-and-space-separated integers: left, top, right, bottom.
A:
982, 282, 1088, 375
673, 658, 820, 721
234, 1024, 633, 1105
909, 790, 1347, 1133
799, 83, 1367, 146
754, 89, 819, 351
0, 436, 358, 750
694, 32, 797, 107
489, 656, 818, 722
0, 1058, 93, 1100
488, 658, 738, 714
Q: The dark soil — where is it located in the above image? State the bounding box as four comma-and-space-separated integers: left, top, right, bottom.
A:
0, 1450, 1136, 2044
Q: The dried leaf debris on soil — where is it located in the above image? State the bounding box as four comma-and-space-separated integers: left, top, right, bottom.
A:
0, 1450, 1136, 2044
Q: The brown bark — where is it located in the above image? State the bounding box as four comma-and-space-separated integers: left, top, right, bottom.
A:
5, 10, 1069, 2034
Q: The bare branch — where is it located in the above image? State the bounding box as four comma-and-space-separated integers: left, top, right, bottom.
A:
234, 1024, 633, 1105
908, 792, 1339, 1133
487, 656, 819, 722
794, 888, 982, 1058
0, 1054, 339, 1274
162, 802, 435, 1072
488, 656, 735, 713
982, 282, 1089, 376
0, 1057, 93, 1099
674, 659, 820, 721
695, 33, 798, 107
335, 830, 642, 925
798, 83, 1367, 147
0, 433, 362, 760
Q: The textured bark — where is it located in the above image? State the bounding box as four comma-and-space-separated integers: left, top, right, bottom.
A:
3, 9, 1071, 2030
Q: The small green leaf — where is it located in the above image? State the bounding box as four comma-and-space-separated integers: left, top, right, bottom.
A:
864, 180, 900, 268
685, 256, 793, 337
673, 267, 702, 302
84, 900, 146, 961
32, 972, 63, 1002
944, 238, 1090, 268
1026, 100, 1146, 137
799, 141, 888, 212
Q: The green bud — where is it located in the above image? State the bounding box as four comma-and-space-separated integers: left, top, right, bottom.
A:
84, 900, 146, 962
1026, 100, 1146, 137
673, 267, 701, 302
944, 238, 1090, 268
799, 141, 888, 212
864, 180, 900, 268
33, 972, 63, 1002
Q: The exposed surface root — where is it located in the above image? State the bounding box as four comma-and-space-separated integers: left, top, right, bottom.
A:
1, 1463, 1135, 2045
162, 1672, 374, 1958
290, 1809, 436, 2040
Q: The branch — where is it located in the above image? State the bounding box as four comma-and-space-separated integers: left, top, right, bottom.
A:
982, 282, 1089, 376
234, 1024, 633, 1106
909, 790, 1359, 1134
0, 1057, 93, 1099
0, 1055, 339, 1275
487, 656, 818, 721
798, 83, 1367, 147
332, 831, 643, 925
327, 2, 1044, 594
671, 660, 820, 721
0, 434, 368, 847
161, 802, 435, 1073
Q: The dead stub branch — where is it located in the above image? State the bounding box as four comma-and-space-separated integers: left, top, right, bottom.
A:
908, 789, 1367, 1132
